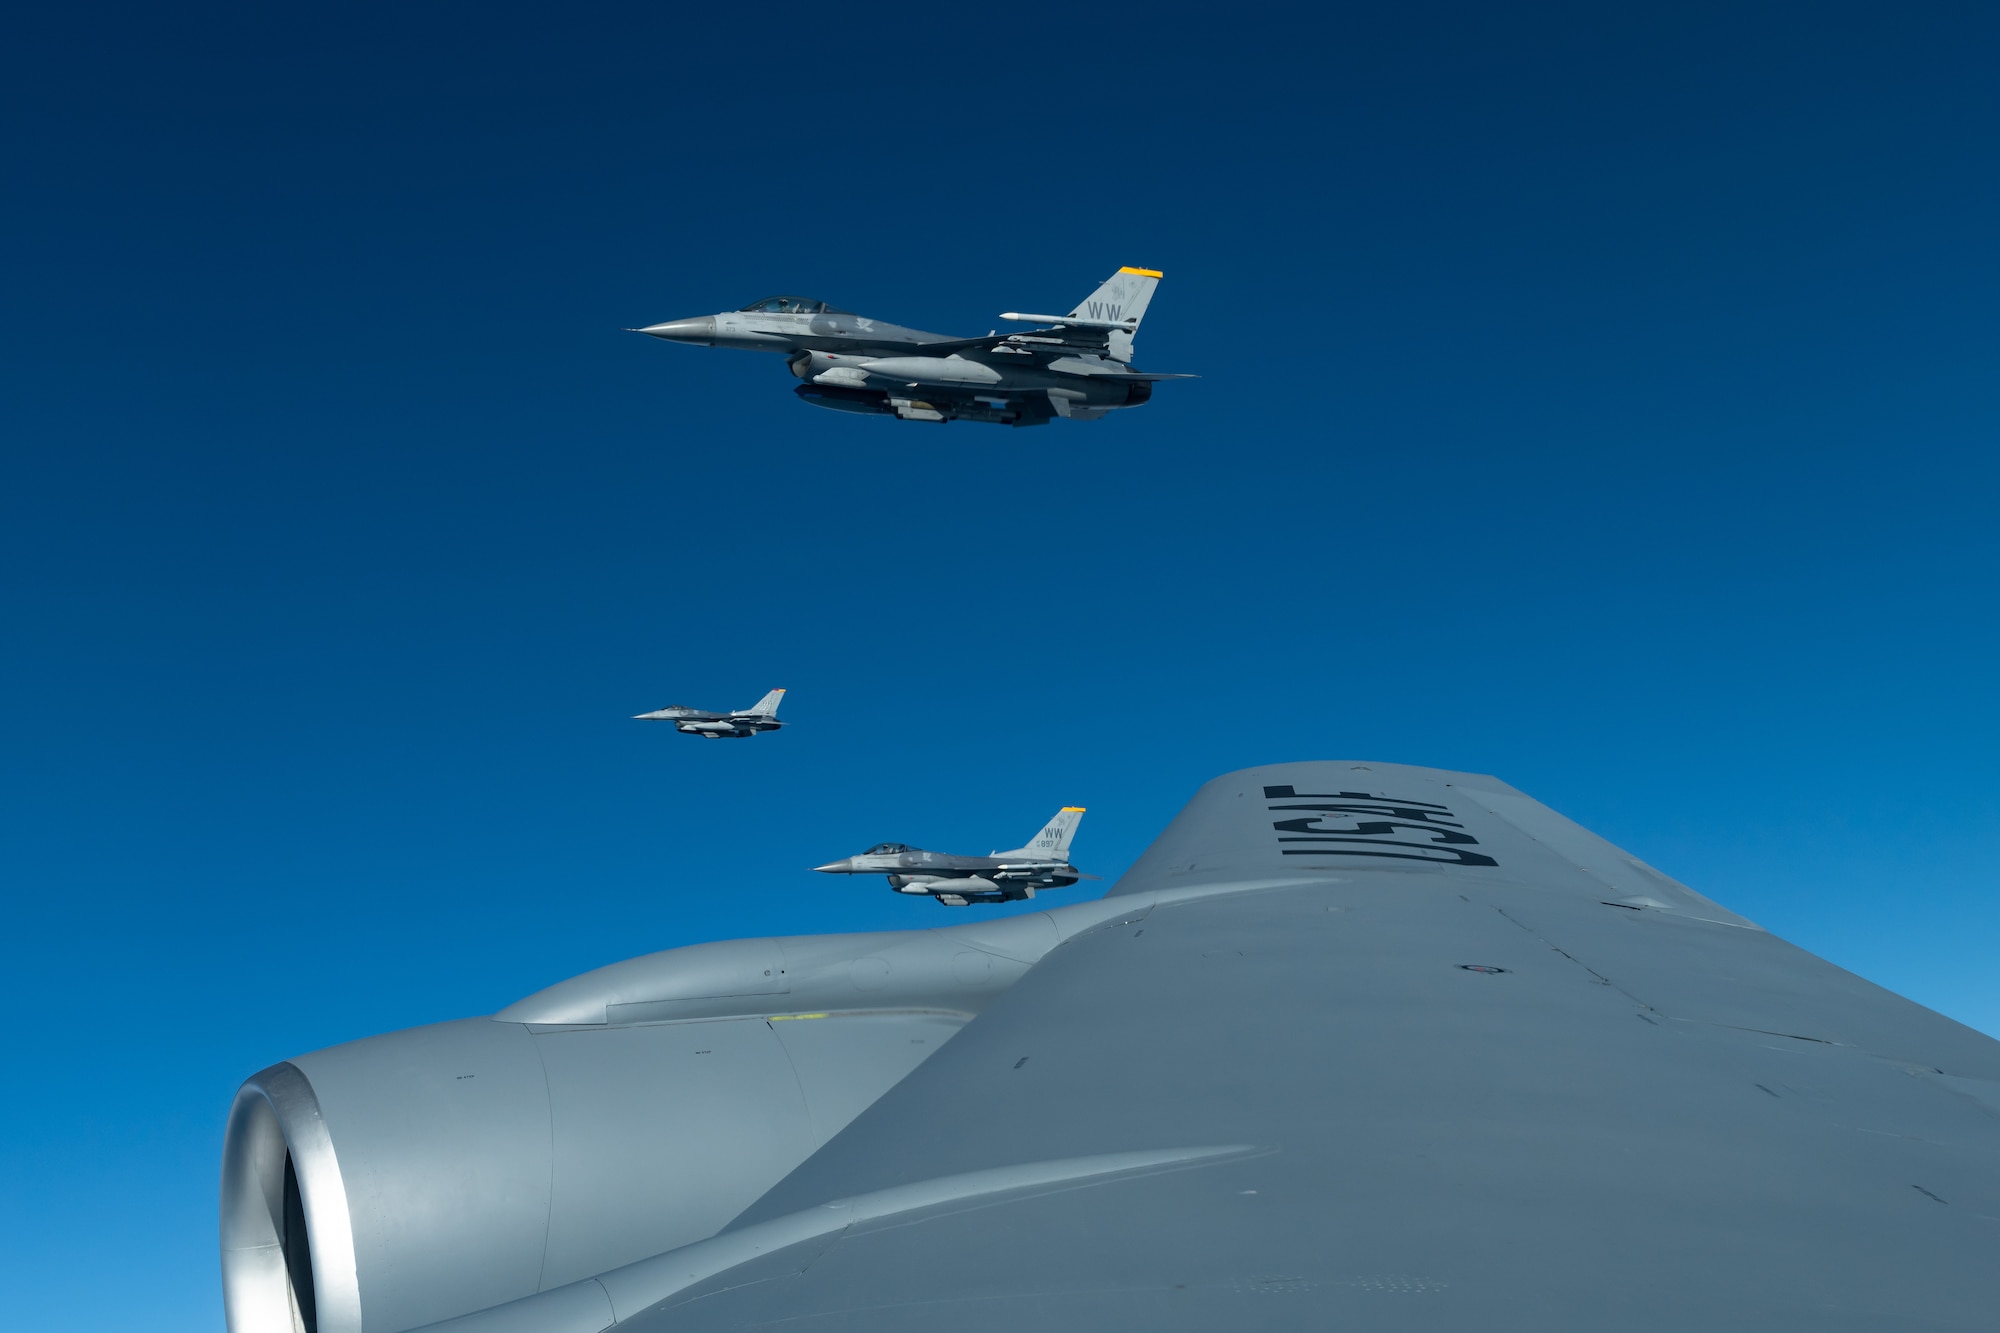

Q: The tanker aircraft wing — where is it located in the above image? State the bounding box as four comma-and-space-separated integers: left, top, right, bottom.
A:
616, 762, 2000, 1333
229, 762, 2000, 1333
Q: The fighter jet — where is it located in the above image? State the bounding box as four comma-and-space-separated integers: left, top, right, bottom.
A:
634, 268, 1190, 427
813, 807, 1087, 905
632, 688, 784, 738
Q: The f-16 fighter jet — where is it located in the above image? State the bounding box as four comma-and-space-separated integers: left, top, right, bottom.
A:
814, 807, 1087, 905
632, 688, 784, 738
634, 269, 1189, 427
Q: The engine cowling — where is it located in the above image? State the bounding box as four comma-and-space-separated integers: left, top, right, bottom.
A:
219, 922, 1072, 1333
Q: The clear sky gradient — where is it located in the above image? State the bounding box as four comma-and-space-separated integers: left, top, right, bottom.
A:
3, 4, 1997, 1328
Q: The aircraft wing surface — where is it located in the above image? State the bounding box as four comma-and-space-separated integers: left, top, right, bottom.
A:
549, 763, 2000, 1332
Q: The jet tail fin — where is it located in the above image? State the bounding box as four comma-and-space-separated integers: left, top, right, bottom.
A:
996, 807, 1085, 861
1071, 267, 1161, 362
740, 688, 785, 717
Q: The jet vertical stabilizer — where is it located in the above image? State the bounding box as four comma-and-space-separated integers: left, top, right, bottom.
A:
997, 807, 1086, 860
1072, 267, 1161, 362
741, 688, 785, 718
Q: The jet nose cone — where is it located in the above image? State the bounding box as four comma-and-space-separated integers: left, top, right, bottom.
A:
633, 316, 716, 345
812, 860, 854, 874
632, 710, 669, 720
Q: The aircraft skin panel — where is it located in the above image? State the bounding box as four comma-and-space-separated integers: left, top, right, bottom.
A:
606, 762, 2000, 1332
534, 1019, 815, 1290
1446, 778, 1759, 926
765, 1011, 971, 1148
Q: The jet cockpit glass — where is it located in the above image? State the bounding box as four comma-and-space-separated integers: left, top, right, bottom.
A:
865, 842, 913, 854
738, 296, 849, 315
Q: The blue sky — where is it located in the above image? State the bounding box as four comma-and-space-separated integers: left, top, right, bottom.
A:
3, 4, 1998, 1328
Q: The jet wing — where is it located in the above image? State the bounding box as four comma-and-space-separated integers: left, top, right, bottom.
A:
912, 329, 1071, 352
599, 762, 2000, 1333
914, 326, 1119, 358
909, 333, 1197, 382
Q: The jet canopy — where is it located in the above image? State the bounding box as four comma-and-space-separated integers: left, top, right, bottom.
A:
738, 295, 849, 315
865, 842, 915, 854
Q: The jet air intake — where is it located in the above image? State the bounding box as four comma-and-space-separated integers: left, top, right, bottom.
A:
217, 930, 1045, 1333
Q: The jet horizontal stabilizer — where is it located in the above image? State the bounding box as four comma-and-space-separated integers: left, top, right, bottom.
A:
1092, 370, 1198, 382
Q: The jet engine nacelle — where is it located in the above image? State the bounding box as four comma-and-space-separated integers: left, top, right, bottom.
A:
219, 925, 1065, 1333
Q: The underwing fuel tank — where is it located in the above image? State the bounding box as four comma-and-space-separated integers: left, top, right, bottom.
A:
889, 874, 1003, 897
793, 383, 896, 416
219, 920, 1082, 1333
851, 355, 1002, 386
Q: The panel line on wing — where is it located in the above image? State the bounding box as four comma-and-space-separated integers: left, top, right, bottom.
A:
410, 1146, 1262, 1333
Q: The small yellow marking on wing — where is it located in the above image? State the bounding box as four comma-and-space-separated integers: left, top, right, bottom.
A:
768, 1013, 829, 1021
1118, 266, 1164, 277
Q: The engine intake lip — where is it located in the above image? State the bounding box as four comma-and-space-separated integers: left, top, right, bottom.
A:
221, 1063, 362, 1333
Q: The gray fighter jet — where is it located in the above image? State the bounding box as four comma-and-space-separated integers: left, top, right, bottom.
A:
634, 268, 1188, 426
812, 807, 1086, 905
632, 688, 784, 738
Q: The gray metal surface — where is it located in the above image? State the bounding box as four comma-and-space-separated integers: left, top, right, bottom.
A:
615, 762, 2000, 1331
417, 1148, 1255, 1333
225, 761, 2000, 1333
222, 1061, 363, 1333
221, 912, 1136, 1333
